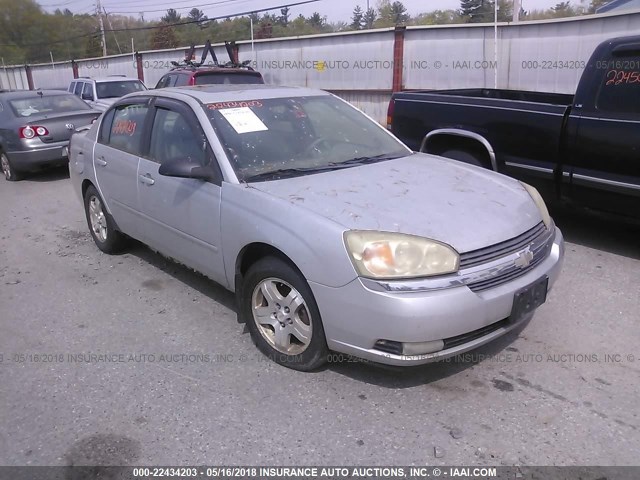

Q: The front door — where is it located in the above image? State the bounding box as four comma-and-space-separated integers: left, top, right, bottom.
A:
136, 99, 227, 287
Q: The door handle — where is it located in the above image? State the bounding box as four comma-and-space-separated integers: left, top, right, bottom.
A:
95, 157, 107, 167
139, 174, 155, 186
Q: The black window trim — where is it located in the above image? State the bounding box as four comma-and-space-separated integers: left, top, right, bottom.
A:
97, 96, 154, 156
146, 96, 223, 186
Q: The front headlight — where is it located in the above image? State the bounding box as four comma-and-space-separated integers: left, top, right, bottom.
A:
519, 182, 552, 229
344, 231, 460, 279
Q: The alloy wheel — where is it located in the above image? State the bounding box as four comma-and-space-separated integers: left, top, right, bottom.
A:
251, 278, 313, 355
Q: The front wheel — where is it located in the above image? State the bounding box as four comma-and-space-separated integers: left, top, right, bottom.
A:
240, 257, 328, 371
83, 185, 127, 254
1, 152, 22, 181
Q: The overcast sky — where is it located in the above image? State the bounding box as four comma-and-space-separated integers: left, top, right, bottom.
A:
54, 0, 586, 21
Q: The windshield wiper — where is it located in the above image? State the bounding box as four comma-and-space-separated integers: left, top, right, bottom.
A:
328, 152, 409, 167
244, 153, 411, 182
244, 165, 344, 182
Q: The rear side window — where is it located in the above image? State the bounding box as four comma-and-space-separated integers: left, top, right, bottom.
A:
68, 82, 76, 93
74, 82, 83, 95
156, 74, 178, 89
596, 57, 640, 114
104, 104, 149, 155
174, 74, 190, 87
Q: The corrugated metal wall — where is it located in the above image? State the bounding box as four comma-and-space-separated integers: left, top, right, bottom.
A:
0, 67, 29, 90
1, 10, 639, 123
31, 63, 74, 90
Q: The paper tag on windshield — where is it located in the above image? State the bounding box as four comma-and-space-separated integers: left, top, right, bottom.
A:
219, 107, 268, 134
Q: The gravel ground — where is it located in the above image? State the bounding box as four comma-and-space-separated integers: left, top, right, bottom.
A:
0, 167, 638, 467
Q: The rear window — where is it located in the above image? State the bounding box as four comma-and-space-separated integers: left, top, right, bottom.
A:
96, 80, 146, 99
9, 94, 91, 117
194, 73, 263, 85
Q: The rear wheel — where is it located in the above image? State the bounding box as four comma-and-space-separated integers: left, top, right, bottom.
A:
83, 185, 127, 253
240, 256, 328, 371
1, 153, 22, 181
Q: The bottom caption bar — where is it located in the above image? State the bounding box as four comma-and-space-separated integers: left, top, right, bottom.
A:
0, 466, 637, 480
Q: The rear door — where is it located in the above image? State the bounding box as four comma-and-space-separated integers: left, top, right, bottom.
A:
567, 45, 640, 215
136, 98, 226, 285
94, 99, 151, 240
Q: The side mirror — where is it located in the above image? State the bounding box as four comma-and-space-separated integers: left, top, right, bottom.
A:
158, 158, 214, 181
82, 93, 94, 101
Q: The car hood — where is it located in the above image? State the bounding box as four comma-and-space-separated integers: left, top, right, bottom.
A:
250, 153, 542, 253
94, 98, 117, 110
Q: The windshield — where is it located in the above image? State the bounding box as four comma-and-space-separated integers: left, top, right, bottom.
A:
9, 93, 91, 117
206, 95, 410, 182
96, 80, 146, 99
196, 73, 264, 85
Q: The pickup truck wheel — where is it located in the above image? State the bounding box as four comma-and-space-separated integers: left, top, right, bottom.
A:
241, 256, 328, 371
83, 185, 127, 254
1, 153, 22, 181
440, 149, 487, 169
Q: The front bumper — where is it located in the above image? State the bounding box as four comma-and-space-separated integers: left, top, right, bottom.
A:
310, 226, 564, 366
7, 142, 69, 170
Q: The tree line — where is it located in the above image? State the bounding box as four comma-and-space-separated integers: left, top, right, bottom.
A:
0, 0, 611, 65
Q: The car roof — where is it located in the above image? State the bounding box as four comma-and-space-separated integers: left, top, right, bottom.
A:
0, 90, 74, 100
74, 77, 141, 83
129, 85, 329, 103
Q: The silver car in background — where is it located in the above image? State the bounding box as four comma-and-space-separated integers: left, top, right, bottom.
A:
0, 90, 100, 181
69, 85, 564, 370
68, 76, 147, 112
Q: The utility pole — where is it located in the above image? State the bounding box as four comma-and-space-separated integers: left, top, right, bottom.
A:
96, 0, 107, 56
513, 0, 521, 21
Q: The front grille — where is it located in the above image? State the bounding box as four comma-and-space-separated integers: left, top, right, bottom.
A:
463, 223, 554, 293
459, 222, 547, 269
443, 318, 509, 349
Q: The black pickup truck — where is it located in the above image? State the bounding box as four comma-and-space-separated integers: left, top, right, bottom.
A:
388, 35, 640, 220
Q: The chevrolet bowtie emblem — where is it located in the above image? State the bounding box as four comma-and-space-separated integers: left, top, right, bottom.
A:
514, 248, 534, 269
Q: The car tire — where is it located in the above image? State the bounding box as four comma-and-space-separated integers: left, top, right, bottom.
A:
240, 256, 328, 371
440, 149, 488, 169
83, 185, 127, 254
1, 152, 22, 182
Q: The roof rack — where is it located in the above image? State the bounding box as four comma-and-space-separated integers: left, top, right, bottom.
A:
169, 40, 254, 71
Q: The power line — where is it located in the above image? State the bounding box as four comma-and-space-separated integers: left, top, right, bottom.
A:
107, 0, 257, 15
0, 0, 320, 48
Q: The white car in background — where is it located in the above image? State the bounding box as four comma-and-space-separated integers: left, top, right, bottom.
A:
68, 76, 147, 111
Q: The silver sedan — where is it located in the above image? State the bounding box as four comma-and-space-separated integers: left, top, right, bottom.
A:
69, 85, 564, 370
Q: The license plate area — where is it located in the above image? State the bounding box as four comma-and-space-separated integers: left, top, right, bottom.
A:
510, 275, 548, 322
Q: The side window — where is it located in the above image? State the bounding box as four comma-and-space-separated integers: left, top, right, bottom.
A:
74, 82, 83, 96
68, 81, 75, 93
155, 75, 170, 89
105, 104, 149, 155
596, 57, 640, 115
149, 107, 207, 166
82, 82, 94, 100
174, 74, 190, 87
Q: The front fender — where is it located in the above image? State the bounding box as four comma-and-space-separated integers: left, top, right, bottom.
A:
221, 183, 358, 291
